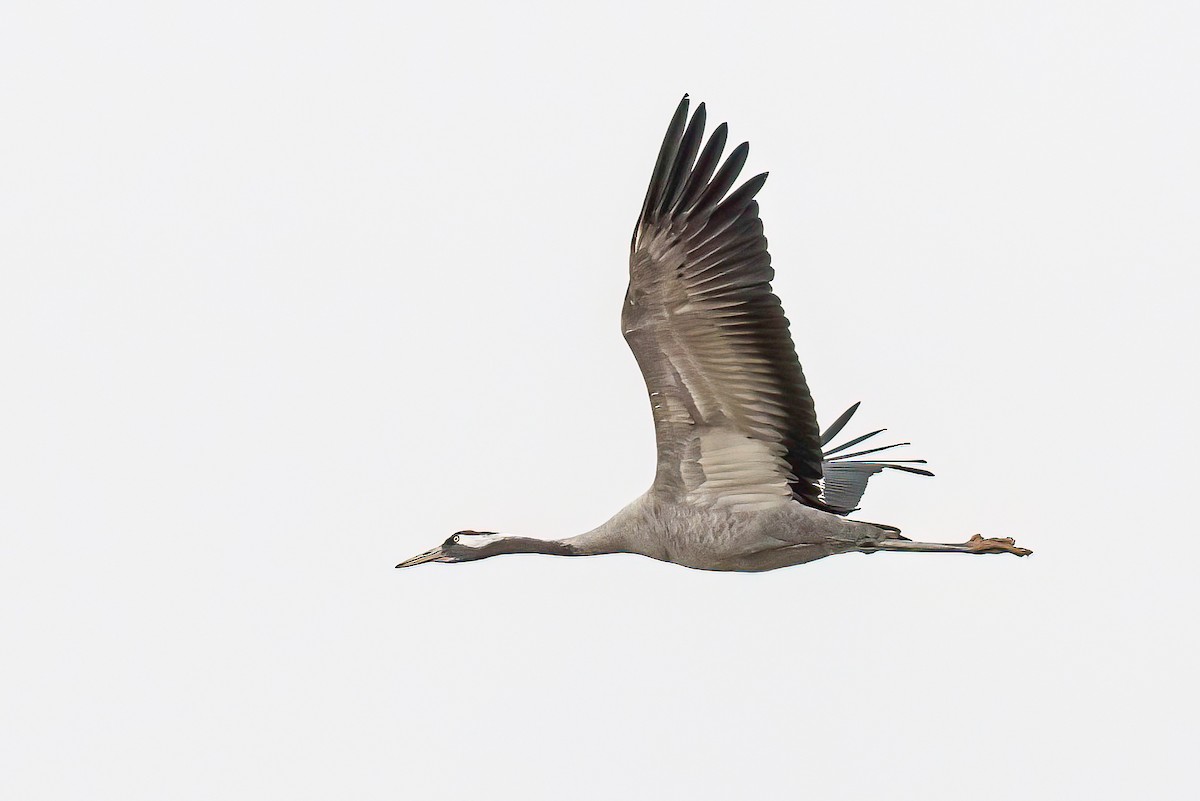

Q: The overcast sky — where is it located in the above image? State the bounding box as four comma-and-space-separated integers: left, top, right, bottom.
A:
3, 2, 1197, 799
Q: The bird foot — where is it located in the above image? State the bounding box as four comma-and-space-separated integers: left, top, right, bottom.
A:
966, 534, 1032, 557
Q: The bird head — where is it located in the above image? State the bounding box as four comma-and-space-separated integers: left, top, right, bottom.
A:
395, 530, 503, 568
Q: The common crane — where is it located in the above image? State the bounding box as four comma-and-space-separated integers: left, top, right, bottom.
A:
397, 96, 1031, 572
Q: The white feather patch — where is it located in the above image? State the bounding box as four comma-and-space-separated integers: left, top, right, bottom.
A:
684, 430, 792, 511
456, 533, 506, 548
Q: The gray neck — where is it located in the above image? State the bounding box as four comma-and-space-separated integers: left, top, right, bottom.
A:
482, 536, 580, 558
562, 523, 630, 556
482, 527, 628, 559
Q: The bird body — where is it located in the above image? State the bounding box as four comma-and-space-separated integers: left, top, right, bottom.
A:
396, 96, 1031, 572
566, 494, 880, 572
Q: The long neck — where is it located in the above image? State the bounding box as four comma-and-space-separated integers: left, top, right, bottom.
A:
486, 527, 628, 559
562, 522, 630, 556
485, 536, 579, 557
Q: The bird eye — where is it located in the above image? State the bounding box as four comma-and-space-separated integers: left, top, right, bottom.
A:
452, 534, 461, 543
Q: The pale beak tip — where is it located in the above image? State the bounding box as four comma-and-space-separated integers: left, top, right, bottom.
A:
394, 548, 443, 569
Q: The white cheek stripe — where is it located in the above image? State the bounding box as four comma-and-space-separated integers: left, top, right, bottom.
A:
459, 533, 506, 548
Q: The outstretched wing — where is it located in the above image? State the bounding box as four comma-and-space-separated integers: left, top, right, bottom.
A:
622, 96, 827, 512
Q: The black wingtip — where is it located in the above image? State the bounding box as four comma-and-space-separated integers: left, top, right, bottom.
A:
823, 427, 886, 457
687, 140, 750, 216
638, 99, 691, 225
826, 441, 913, 462
881, 464, 935, 477
820, 402, 862, 446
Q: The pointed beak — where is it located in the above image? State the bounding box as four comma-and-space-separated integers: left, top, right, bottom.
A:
395, 547, 445, 569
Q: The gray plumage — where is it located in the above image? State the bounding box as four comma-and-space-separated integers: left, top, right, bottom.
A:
396, 96, 1031, 572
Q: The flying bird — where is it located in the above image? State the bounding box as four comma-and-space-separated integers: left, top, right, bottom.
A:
397, 96, 1030, 572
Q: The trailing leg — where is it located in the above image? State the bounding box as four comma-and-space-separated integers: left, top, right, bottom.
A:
861, 533, 1031, 557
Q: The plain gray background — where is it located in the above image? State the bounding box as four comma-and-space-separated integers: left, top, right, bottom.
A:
3, 1, 1197, 799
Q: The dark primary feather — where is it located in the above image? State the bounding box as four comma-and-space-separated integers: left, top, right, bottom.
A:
624, 96, 827, 510
820, 401, 861, 446
818, 403, 934, 514
827, 441, 912, 461
823, 427, 887, 457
